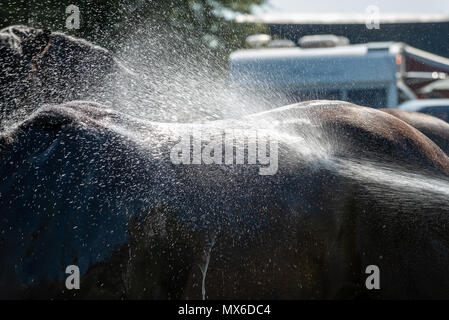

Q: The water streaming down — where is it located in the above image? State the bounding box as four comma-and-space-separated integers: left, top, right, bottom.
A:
198, 234, 216, 300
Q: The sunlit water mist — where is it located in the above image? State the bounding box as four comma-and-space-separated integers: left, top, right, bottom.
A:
83, 100, 334, 172
5, 23, 449, 216
99, 107, 449, 200
94, 24, 283, 123
333, 158, 449, 199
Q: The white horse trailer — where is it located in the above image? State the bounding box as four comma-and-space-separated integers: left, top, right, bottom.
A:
229, 40, 449, 109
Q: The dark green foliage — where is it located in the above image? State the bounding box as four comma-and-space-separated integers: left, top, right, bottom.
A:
1, 0, 267, 57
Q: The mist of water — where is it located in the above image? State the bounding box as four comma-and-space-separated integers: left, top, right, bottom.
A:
94, 23, 282, 124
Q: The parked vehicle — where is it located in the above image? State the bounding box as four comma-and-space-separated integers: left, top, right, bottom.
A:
398, 99, 449, 122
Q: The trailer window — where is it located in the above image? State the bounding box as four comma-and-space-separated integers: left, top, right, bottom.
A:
347, 88, 387, 108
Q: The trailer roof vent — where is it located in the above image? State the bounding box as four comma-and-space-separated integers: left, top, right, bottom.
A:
298, 34, 350, 48
246, 34, 271, 48
267, 39, 296, 48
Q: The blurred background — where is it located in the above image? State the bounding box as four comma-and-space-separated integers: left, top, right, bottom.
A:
1, 0, 448, 58
2, 1, 449, 117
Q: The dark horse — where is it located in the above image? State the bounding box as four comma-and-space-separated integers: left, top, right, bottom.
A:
381, 108, 449, 155
2, 26, 449, 300
0, 25, 131, 124
1, 100, 449, 299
